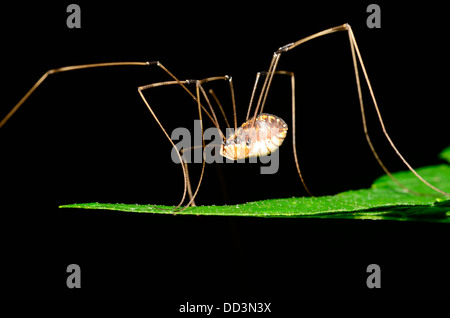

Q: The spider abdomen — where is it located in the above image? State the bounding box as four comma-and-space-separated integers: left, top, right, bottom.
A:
220, 113, 288, 160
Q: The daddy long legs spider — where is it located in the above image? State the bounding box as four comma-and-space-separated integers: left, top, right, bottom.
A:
1, 23, 449, 212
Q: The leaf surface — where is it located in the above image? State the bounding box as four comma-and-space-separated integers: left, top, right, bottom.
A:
61, 148, 450, 222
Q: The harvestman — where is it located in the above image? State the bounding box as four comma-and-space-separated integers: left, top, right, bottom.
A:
1, 24, 448, 212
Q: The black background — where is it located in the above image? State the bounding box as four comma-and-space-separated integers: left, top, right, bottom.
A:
1, 1, 449, 300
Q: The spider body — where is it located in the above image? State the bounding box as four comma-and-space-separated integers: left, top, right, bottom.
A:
220, 113, 288, 160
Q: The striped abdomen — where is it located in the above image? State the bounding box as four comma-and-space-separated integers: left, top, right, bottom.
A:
219, 113, 288, 160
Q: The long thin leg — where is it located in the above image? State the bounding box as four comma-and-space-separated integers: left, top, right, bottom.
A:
248, 70, 313, 196
346, 28, 414, 194
286, 70, 314, 197
138, 76, 234, 211
208, 89, 231, 129
256, 24, 449, 197
0, 62, 152, 128
346, 26, 449, 196
207, 74, 238, 131
181, 77, 238, 209
180, 143, 221, 206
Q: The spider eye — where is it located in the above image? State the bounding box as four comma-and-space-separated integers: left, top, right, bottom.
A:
246, 139, 251, 146
235, 137, 240, 144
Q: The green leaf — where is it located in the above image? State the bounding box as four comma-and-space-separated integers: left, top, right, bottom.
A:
439, 146, 450, 164
61, 148, 450, 222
